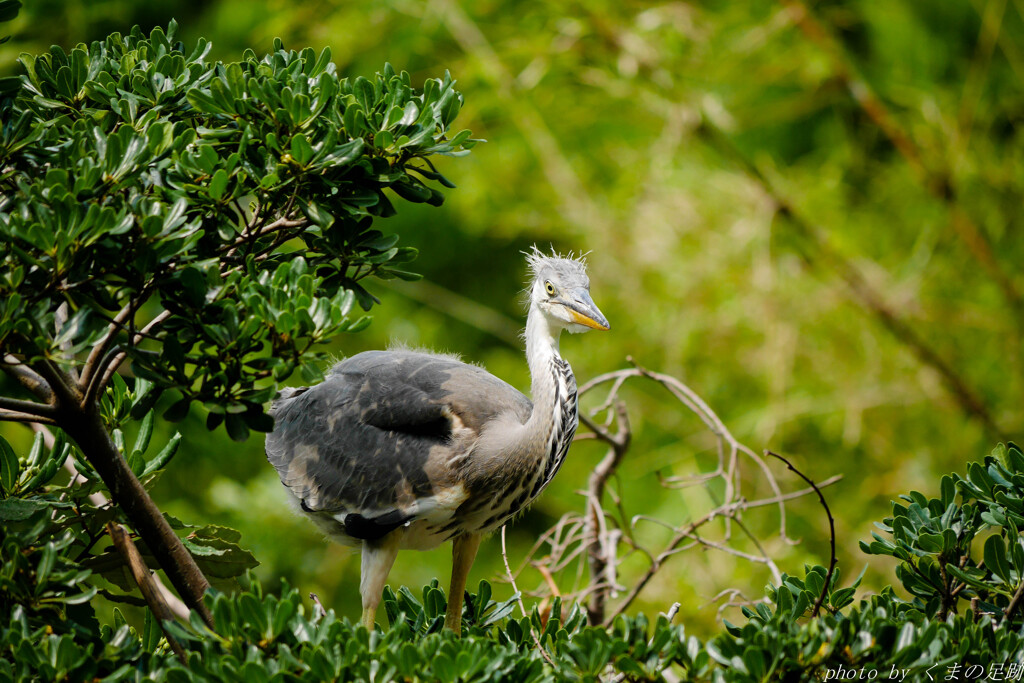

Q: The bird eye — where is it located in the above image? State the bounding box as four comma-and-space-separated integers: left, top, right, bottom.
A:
544, 281, 556, 296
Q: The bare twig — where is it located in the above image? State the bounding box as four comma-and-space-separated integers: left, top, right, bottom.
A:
582, 399, 631, 624
764, 450, 836, 617
504, 359, 843, 627
310, 593, 327, 619
663, 602, 681, 622
220, 216, 307, 259
501, 525, 557, 668
84, 310, 172, 410
602, 467, 839, 625
107, 522, 187, 663
1001, 577, 1024, 627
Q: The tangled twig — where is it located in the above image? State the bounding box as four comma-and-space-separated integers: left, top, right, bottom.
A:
500, 358, 842, 628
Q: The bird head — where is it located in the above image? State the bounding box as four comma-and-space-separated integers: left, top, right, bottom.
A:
525, 247, 610, 334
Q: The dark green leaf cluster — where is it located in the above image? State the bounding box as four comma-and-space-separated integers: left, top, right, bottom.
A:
861, 443, 1024, 621
0, 575, 704, 682
703, 445, 1024, 681
706, 565, 1024, 681
0, 21, 474, 437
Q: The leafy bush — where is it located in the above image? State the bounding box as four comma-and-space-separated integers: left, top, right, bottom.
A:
0, 575, 704, 683
4, 446, 1023, 681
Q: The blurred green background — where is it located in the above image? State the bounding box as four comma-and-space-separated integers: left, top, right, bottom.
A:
3, 0, 1022, 636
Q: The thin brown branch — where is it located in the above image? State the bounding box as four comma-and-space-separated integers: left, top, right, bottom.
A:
782, 0, 1022, 316
603, 473, 841, 625
83, 310, 172, 410
686, 530, 775, 565
1, 355, 54, 402
0, 395, 57, 419
501, 525, 557, 668
80, 290, 152, 392
220, 216, 307, 259
1002, 576, 1024, 627
698, 118, 1005, 439
0, 409, 57, 425
106, 522, 187, 663
764, 450, 835, 617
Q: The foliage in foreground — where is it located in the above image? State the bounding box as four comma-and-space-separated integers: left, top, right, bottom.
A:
4, 445, 1024, 681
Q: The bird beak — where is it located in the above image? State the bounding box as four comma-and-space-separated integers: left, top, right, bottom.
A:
565, 289, 610, 331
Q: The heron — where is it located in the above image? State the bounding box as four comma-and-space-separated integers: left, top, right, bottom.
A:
265, 248, 609, 632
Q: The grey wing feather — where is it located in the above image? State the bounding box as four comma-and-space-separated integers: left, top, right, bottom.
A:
265, 350, 531, 524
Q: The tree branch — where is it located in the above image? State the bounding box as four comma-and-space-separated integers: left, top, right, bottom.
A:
0, 395, 56, 419
59, 404, 214, 629
80, 289, 154, 393
220, 215, 307, 259
698, 118, 1006, 440
581, 400, 631, 625
602, 474, 841, 625
782, 0, 1022, 316
0, 409, 57, 425
1001, 575, 1024, 627
1, 355, 54, 402
32, 357, 81, 408
83, 310, 172, 410
106, 522, 187, 663
765, 450, 836, 618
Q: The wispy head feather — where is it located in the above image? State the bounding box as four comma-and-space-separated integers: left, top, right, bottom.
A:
523, 244, 589, 284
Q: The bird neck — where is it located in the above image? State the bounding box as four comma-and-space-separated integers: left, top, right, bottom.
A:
523, 303, 578, 484
525, 302, 564, 404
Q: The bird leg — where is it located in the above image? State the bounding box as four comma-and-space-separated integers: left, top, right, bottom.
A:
359, 532, 402, 630
445, 532, 482, 634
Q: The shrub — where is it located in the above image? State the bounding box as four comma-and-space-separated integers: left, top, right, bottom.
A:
4, 445, 1023, 681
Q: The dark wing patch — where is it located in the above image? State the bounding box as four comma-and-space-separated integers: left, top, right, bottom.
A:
265, 350, 531, 522
343, 510, 413, 540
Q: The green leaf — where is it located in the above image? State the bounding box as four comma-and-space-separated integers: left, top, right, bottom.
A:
0, 435, 19, 495
984, 534, 1013, 584
208, 168, 229, 201
0, 1, 22, 23
0, 497, 49, 520
143, 433, 182, 476
184, 525, 259, 579
225, 413, 250, 442
132, 410, 155, 457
